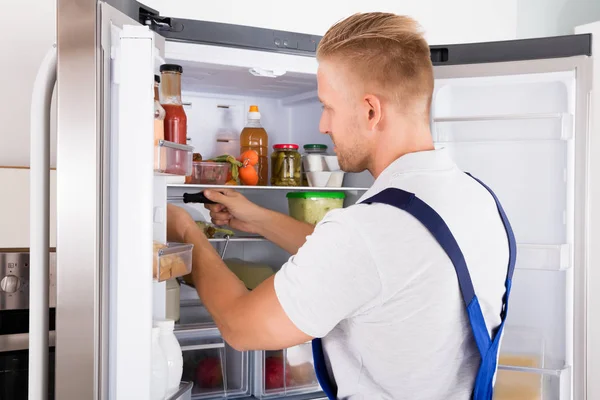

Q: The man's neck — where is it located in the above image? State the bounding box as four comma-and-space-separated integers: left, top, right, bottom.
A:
368, 126, 434, 179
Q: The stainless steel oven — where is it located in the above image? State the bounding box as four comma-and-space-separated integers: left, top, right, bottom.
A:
0, 250, 56, 399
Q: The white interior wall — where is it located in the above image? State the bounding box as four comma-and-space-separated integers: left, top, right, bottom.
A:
517, 0, 600, 39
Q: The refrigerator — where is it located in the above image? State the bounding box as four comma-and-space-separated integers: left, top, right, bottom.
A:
27, 0, 600, 398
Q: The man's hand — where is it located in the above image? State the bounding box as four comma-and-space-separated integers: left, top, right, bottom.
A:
167, 203, 199, 243
204, 189, 265, 234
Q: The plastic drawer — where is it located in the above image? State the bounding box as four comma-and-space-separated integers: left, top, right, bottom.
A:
253, 342, 320, 398
176, 327, 249, 399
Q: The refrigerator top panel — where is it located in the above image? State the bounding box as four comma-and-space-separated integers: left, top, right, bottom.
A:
106, 1, 592, 64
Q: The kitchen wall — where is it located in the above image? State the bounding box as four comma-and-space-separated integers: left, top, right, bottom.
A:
517, 0, 600, 39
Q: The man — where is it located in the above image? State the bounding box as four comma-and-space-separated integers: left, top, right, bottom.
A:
167, 12, 514, 399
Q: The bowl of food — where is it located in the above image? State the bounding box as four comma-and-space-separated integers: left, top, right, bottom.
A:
286, 191, 345, 225
187, 162, 231, 185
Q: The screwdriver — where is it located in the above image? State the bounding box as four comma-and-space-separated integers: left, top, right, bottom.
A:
167, 191, 218, 205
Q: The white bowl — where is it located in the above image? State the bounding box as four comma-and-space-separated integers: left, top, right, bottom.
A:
307, 171, 345, 187
324, 155, 340, 171
303, 154, 326, 172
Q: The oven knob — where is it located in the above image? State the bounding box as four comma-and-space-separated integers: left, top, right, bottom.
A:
0, 275, 21, 293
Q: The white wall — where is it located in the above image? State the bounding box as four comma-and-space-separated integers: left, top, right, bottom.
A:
0, 0, 56, 168
517, 0, 600, 39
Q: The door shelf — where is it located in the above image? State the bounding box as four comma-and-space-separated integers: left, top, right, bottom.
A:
516, 244, 571, 271
432, 112, 573, 142
155, 140, 195, 177
495, 364, 570, 400
433, 112, 569, 123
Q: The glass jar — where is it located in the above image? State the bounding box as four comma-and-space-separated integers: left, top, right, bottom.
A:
271, 144, 301, 186
301, 144, 328, 186
160, 64, 187, 145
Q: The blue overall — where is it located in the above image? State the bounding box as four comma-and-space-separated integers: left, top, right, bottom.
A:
312, 174, 516, 400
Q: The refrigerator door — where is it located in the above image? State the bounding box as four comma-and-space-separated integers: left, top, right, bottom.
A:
574, 19, 600, 400
55, 0, 102, 399
57, 1, 164, 399
430, 37, 593, 400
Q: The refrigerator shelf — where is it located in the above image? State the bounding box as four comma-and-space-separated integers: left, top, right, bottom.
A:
516, 244, 571, 271
433, 112, 570, 123
155, 140, 195, 177
495, 364, 570, 400
432, 112, 573, 142
167, 184, 370, 193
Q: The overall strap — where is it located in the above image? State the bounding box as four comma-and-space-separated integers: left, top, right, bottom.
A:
361, 187, 492, 356
312, 174, 516, 400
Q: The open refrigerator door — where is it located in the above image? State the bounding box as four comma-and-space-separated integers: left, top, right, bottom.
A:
431, 39, 593, 399
575, 19, 600, 400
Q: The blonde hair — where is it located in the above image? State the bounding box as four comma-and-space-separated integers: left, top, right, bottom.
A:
317, 13, 433, 114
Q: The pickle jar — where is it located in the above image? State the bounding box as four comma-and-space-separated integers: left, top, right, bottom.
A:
271, 144, 302, 186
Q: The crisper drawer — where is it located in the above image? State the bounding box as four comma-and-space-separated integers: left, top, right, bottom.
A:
175, 328, 249, 399
253, 342, 321, 398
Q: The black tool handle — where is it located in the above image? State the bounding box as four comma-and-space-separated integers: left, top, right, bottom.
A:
182, 192, 217, 205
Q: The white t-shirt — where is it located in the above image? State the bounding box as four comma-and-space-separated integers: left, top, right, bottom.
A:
274, 148, 509, 399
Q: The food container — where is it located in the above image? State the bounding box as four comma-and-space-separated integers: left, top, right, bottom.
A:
176, 327, 249, 399
186, 162, 231, 185
253, 342, 320, 398
286, 191, 346, 224
153, 242, 193, 282
155, 140, 194, 176
301, 144, 328, 186
306, 171, 345, 188
271, 144, 302, 186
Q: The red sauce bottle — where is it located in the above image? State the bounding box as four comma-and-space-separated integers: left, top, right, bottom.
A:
160, 64, 187, 145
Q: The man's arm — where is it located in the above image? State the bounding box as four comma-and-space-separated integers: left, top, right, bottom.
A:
168, 204, 312, 351
203, 189, 314, 254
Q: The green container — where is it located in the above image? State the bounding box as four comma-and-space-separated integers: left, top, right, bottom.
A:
286, 191, 346, 225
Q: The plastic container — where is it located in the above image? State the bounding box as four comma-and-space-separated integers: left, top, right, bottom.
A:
271, 144, 302, 186
155, 140, 194, 176
186, 162, 231, 185
151, 327, 168, 400
301, 144, 328, 186
176, 327, 249, 399
286, 191, 346, 225
253, 343, 320, 398
153, 242, 194, 282
156, 319, 185, 396
240, 105, 269, 186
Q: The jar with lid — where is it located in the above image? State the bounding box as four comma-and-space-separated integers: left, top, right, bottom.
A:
271, 144, 302, 186
301, 144, 328, 186
160, 64, 187, 145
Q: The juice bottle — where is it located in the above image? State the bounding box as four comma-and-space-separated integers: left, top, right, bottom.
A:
160, 64, 187, 145
240, 105, 269, 185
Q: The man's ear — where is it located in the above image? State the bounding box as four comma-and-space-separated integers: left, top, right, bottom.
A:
364, 94, 382, 131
